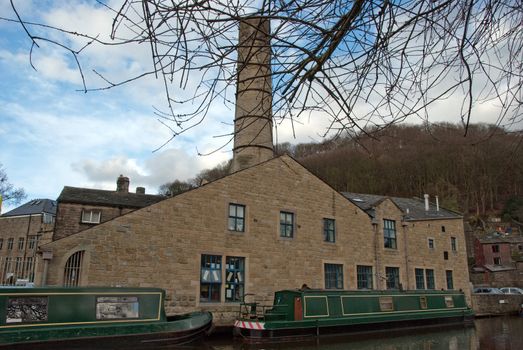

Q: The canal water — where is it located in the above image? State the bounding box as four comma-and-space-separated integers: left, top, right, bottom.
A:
199, 316, 523, 350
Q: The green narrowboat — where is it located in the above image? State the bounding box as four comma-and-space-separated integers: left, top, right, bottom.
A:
0, 287, 212, 348
234, 289, 473, 342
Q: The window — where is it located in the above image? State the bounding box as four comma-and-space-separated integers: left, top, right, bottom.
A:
7, 238, 14, 250
324, 264, 344, 289
446, 270, 454, 289
492, 245, 499, 253
225, 257, 245, 302
0, 239, 3, 250
28, 236, 39, 250
441, 226, 446, 233
42, 213, 54, 224
428, 238, 434, 249
444, 251, 449, 260
81, 210, 101, 224
425, 269, 435, 289
280, 211, 294, 238
18, 238, 24, 250
26, 257, 34, 281
383, 219, 397, 249
386, 267, 400, 289
6, 297, 48, 323
63, 251, 84, 287
357, 265, 373, 289
493, 257, 501, 265
323, 218, 336, 242
419, 296, 428, 309
451, 237, 457, 251
96, 296, 139, 320
415, 269, 425, 289
379, 297, 394, 311
445, 296, 454, 308
228, 204, 245, 232
200, 255, 222, 302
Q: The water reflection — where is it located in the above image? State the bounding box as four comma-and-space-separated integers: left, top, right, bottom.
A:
203, 316, 523, 350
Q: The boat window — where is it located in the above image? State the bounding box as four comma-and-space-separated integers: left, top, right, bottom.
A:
419, 296, 428, 309
444, 296, 454, 308
6, 297, 48, 324
96, 296, 139, 320
379, 296, 394, 311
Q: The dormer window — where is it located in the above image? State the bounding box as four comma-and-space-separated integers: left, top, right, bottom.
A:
81, 210, 101, 224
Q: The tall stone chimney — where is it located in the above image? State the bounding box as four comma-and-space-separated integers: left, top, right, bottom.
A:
116, 175, 129, 193
231, 17, 274, 173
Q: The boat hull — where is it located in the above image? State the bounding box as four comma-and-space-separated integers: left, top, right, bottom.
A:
0, 311, 213, 349
235, 314, 473, 343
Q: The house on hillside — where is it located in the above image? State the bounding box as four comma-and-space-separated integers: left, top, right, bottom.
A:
470, 232, 523, 288
0, 199, 56, 285
53, 175, 164, 241
33, 17, 472, 326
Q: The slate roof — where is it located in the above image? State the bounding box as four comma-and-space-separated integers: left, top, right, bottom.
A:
58, 186, 165, 208
1, 199, 57, 217
476, 233, 523, 244
341, 192, 462, 221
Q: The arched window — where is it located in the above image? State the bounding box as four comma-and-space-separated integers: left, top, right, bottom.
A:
63, 251, 84, 287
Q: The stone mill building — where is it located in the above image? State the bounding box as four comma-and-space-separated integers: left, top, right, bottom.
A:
36, 17, 471, 326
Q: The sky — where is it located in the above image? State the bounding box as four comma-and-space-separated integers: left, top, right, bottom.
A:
0, 1, 519, 214
0, 0, 331, 214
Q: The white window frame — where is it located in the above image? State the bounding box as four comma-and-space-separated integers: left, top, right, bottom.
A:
81, 210, 101, 224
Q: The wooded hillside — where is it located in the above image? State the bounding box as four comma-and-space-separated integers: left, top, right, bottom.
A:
278, 123, 522, 216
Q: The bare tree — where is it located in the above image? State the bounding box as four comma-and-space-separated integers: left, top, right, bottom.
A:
0, 163, 26, 206
4, 0, 522, 144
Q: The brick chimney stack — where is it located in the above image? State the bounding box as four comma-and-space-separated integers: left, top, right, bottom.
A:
116, 175, 130, 193
231, 16, 274, 173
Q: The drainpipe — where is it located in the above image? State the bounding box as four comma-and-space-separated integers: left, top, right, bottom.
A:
40, 251, 53, 286
402, 221, 410, 290
372, 216, 380, 290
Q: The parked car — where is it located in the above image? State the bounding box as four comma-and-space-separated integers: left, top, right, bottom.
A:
499, 287, 523, 295
473, 287, 503, 294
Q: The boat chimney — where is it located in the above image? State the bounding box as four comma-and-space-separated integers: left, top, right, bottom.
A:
424, 194, 429, 211
231, 16, 274, 173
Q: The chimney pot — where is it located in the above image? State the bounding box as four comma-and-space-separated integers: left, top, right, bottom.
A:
116, 175, 130, 193
136, 187, 145, 194
424, 194, 429, 211
435, 195, 440, 211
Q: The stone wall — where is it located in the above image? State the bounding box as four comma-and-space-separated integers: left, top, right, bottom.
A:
470, 269, 523, 288
53, 203, 135, 240
0, 214, 53, 259
471, 294, 523, 316
39, 156, 472, 325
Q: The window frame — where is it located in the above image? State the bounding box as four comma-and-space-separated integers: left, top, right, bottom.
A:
279, 211, 294, 238
425, 269, 435, 290
451, 237, 457, 251
415, 268, 425, 289
446, 270, 454, 290
200, 255, 222, 303
323, 218, 336, 243
0, 238, 3, 250
81, 210, 101, 224
225, 256, 245, 302
324, 263, 344, 289
492, 244, 500, 253
18, 237, 24, 250
357, 265, 374, 290
7, 238, 14, 250
228, 203, 245, 232
385, 267, 400, 290
428, 238, 435, 249
383, 219, 397, 249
